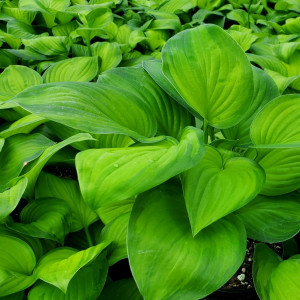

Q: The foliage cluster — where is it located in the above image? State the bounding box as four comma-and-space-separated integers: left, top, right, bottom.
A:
0, 0, 300, 299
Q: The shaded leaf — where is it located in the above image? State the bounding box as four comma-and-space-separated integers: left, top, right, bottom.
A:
0, 234, 37, 297
0, 178, 27, 222
8, 198, 72, 244
236, 195, 300, 243
35, 172, 98, 232
35, 242, 110, 293
28, 254, 108, 300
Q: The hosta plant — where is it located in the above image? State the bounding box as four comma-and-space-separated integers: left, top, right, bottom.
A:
0, 1, 300, 299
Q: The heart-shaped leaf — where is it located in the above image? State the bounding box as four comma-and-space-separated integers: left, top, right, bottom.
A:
9, 82, 157, 142
182, 145, 265, 235
35, 172, 98, 232
128, 182, 246, 300
251, 94, 300, 148
8, 198, 72, 244
162, 24, 253, 128
76, 126, 205, 214
0, 234, 37, 297
35, 242, 110, 293
236, 194, 300, 243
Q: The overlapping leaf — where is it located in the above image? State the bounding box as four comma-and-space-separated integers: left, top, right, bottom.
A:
162, 24, 254, 128
236, 195, 300, 243
76, 126, 204, 214
0, 235, 37, 297
34, 242, 110, 293
128, 183, 246, 300
9, 82, 157, 142
182, 146, 265, 235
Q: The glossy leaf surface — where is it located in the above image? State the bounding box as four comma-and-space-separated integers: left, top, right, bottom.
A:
128, 183, 246, 300
10, 82, 157, 142
236, 195, 300, 243
162, 24, 253, 128
182, 146, 265, 235
35, 242, 109, 293
76, 127, 204, 213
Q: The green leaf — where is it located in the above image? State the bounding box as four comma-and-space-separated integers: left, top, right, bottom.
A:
0, 177, 27, 222
22, 133, 94, 200
253, 244, 282, 300
0, 133, 54, 191
159, 0, 197, 13
0, 50, 17, 69
45, 122, 134, 151
35, 242, 109, 293
142, 60, 194, 117
2, 6, 36, 25
0, 234, 37, 297
0, 291, 24, 300
269, 256, 300, 300
98, 66, 192, 139
182, 145, 265, 235
91, 42, 122, 73
98, 212, 130, 265
227, 25, 257, 51
19, 0, 70, 13
98, 279, 142, 300
8, 198, 72, 244
23, 36, 69, 56
43, 57, 99, 83
128, 183, 246, 300
0, 114, 46, 138
223, 66, 279, 145
254, 148, 300, 195
35, 172, 98, 232
0, 65, 42, 102
236, 195, 300, 243
162, 24, 253, 129
7, 20, 37, 39
251, 94, 300, 147
97, 198, 135, 225
76, 126, 205, 214
28, 254, 108, 300
9, 82, 157, 142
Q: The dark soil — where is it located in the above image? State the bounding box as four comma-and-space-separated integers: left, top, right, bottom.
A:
222, 239, 282, 291
43, 165, 77, 180
206, 239, 283, 300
